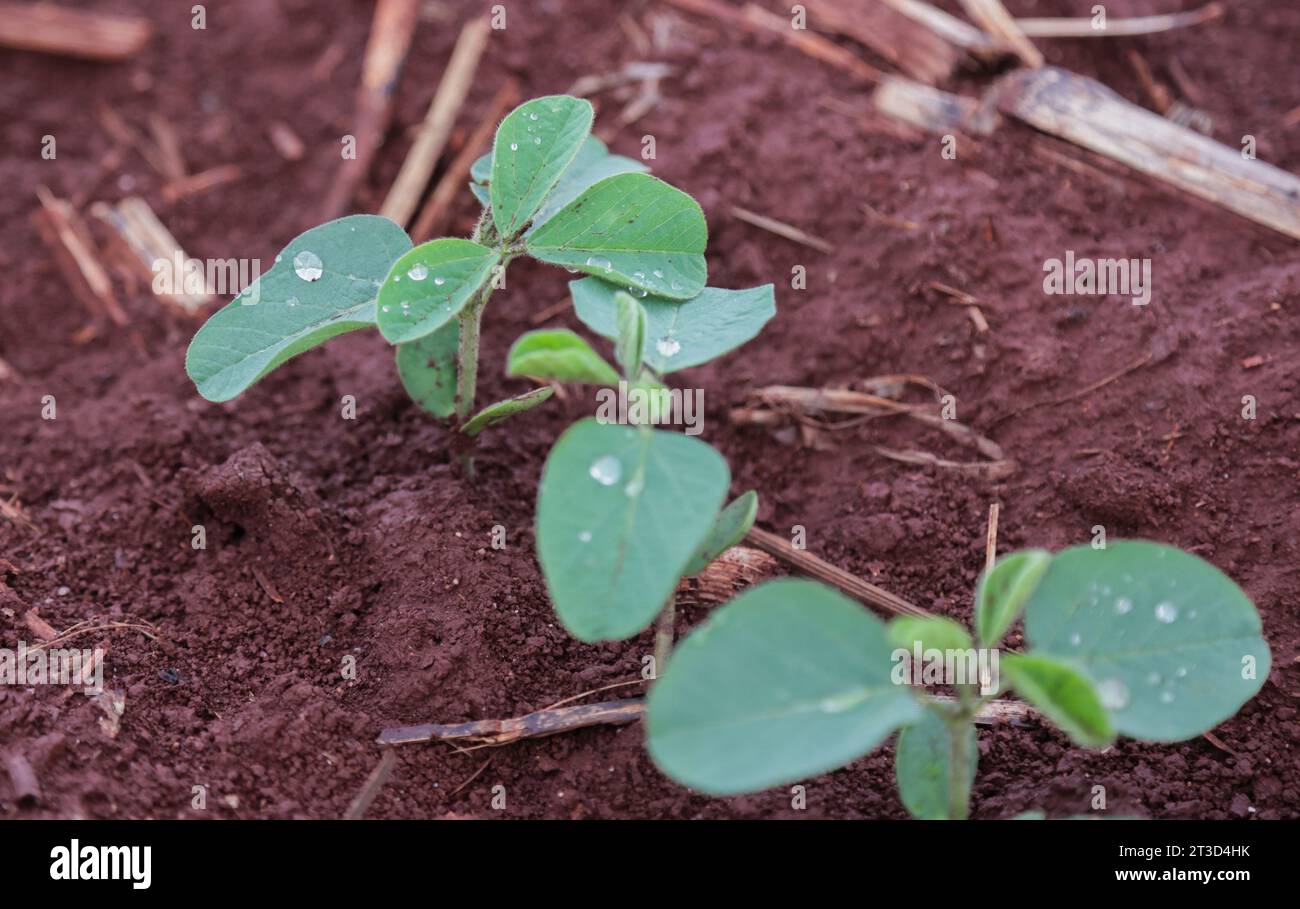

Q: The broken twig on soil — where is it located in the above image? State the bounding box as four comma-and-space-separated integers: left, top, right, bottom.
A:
730, 206, 832, 253
377, 698, 645, 747
32, 187, 127, 327
0, 2, 151, 61
344, 750, 396, 819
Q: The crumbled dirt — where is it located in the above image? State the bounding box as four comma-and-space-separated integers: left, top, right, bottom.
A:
1, 0, 1298, 819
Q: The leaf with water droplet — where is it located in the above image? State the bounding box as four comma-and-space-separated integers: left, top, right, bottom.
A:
461, 386, 555, 437
1000, 653, 1114, 748
376, 238, 499, 344
186, 214, 410, 402
394, 319, 458, 417
682, 490, 758, 577
490, 95, 593, 239
536, 419, 729, 641
570, 277, 775, 373
895, 707, 976, 820
646, 578, 923, 795
526, 173, 707, 300
1022, 541, 1270, 742
506, 330, 619, 385
974, 549, 1051, 646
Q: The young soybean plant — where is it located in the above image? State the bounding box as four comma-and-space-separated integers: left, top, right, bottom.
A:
183, 94, 777, 652
646, 541, 1271, 818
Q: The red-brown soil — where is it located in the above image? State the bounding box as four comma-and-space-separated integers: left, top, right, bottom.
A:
1, 0, 1297, 819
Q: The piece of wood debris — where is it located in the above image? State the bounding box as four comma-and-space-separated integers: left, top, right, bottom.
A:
147, 113, 186, 182
1016, 3, 1223, 39
90, 196, 215, 315
862, 201, 920, 231
319, 0, 421, 220
1126, 49, 1172, 114
96, 690, 126, 739
1240, 354, 1265, 370
380, 16, 490, 227
665, 0, 880, 83
411, 79, 519, 242
267, 121, 306, 161
930, 281, 990, 333
23, 610, 59, 642
996, 67, 1300, 242
250, 565, 284, 604
880, 0, 999, 56
931, 695, 1034, 726
676, 546, 779, 608
161, 164, 242, 204
730, 206, 832, 253
344, 750, 396, 819
32, 187, 127, 326
0, 493, 39, 535
804, 0, 960, 84
874, 75, 999, 136
96, 105, 174, 180
568, 61, 673, 98
377, 698, 646, 747
0, 2, 151, 62
958, 0, 1043, 68
984, 502, 1000, 572
745, 526, 928, 618
3, 752, 41, 803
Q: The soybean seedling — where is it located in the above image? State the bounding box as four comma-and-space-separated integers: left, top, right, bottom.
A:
645, 541, 1271, 818
184, 95, 777, 654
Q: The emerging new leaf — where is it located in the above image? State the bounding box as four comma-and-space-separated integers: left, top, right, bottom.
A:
490, 95, 594, 238
888, 615, 974, 656
571, 278, 775, 373
527, 173, 707, 300
614, 292, 647, 378
1000, 653, 1115, 749
974, 549, 1051, 646
536, 419, 729, 641
647, 578, 923, 795
506, 330, 620, 386
1022, 541, 1270, 742
682, 490, 759, 577
376, 239, 499, 344
186, 214, 410, 402
461, 386, 554, 437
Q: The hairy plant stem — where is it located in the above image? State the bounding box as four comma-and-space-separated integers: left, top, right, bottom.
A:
945, 684, 978, 820
455, 291, 488, 421
654, 595, 677, 676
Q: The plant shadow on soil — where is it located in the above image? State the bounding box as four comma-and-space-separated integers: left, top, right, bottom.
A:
0, 0, 1297, 818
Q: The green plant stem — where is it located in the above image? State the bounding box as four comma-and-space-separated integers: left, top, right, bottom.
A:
455, 292, 488, 421
944, 684, 977, 820
654, 595, 676, 676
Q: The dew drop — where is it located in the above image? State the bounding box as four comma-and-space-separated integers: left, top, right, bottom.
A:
623, 477, 644, 497
293, 250, 323, 281
578, 531, 592, 543
653, 269, 664, 279
1154, 601, 1179, 624
656, 336, 681, 358
1147, 672, 1162, 686
585, 255, 613, 273
1114, 597, 1133, 615
533, 136, 541, 145
1096, 679, 1130, 711
407, 263, 428, 281
1176, 667, 1188, 678
529, 112, 539, 121
434, 276, 446, 286
1160, 690, 1176, 704
509, 142, 519, 151
669, 279, 684, 292
1069, 632, 1082, 646
589, 455, 621, 486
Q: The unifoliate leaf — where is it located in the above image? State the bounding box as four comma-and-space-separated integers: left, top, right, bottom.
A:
682, 490, 758, 577
571, 277, 775, 373
647, 578, 923, 795
526, 173, 707, 300
888, 615, 974, 655
536, 419, 729, 642
185, 215, 410, 402
472, 136, 649, 228
375, 239, 498, 344
614, 292, 646, 377
461, 386, 554, 437
506, 330, 619, 385
895, 708, 976, 820
1022, 541, 1270, 742
974, 549, 1052, 646
1000, 653, 1114, 748
490, 95, 594, 238
394, 319, 458, 417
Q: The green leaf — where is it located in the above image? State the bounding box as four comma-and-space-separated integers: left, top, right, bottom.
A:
185, 214, 410, 402
506, 330, 619, 385
394, 319, 458, 417
468, 181, 490, 208
974, 549, 1052, 645
1022, 541, 1271, 742
614, 292, 646, 377
888, 615, 974, 655
526, 173, 707, 300
682, 490, 758, 577
895, 708, 976, 820
461, 386, 554, 437
1000, 653, 1114, 748
473, 136, 649, 230
536, 419, 730, 642
571, 277, 775, 373
375, 238, 498, 344
490, 95, 594, 238
647, 578, 923, 795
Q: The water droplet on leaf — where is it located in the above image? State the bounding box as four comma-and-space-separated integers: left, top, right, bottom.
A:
293, 250, 323, 281
589, 455, 621, 486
